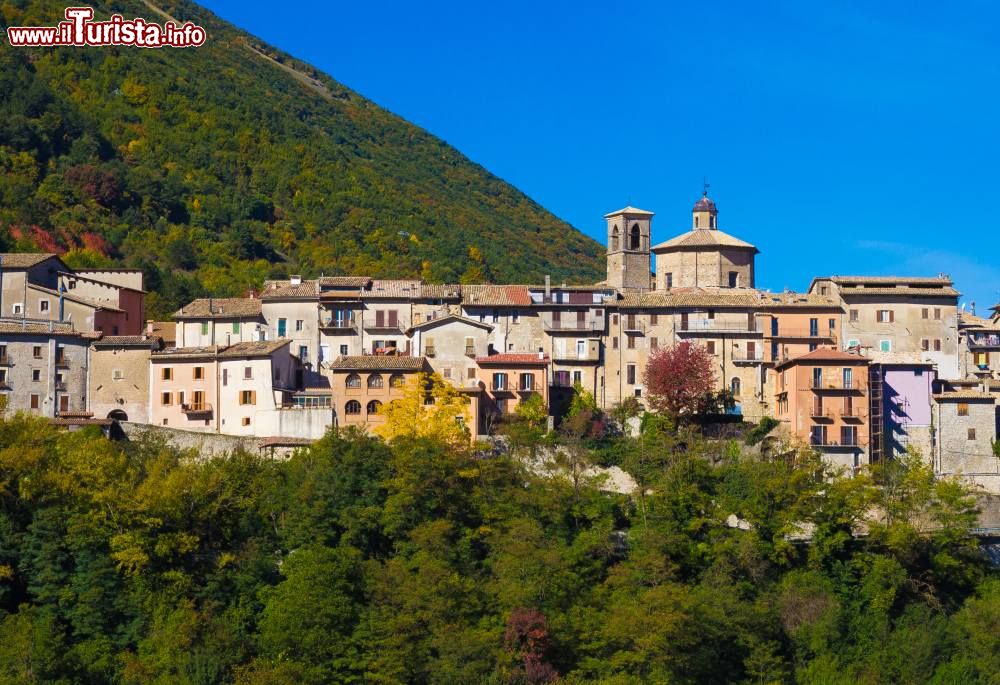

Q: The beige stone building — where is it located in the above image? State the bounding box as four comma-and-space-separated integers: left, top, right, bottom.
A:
809, 276, 960, 379
406, 315, 493, 389
605, 206, 653, 291
261, 277, 323, 386
651, 195, 758, 291
89, 334, 163, 422
933, 387, 999, 492
0, 320, 94, 418
958, 306, 1000, 379
174, 298, 267, 348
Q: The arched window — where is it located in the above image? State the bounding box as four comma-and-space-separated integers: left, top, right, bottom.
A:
731, 377, 741, 397
389, 373, 405, 388
367, 373, 384, 389
610, 224, 619, 251
345, 373, 361, 389
366, 400, 382, 414
630, 223, 641, 250
345, 400, 361, 415
694, 215, 700, 228
710, 215, 716, 228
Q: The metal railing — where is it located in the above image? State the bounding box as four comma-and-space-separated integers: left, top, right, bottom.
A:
767, 328, 837, 339
541, 313, 603, 333
810, 379, 865, 391
181, 403, 213, 414
679, 320, 760, 334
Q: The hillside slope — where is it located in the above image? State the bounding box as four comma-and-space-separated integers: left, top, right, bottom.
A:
0, 0, 605, 316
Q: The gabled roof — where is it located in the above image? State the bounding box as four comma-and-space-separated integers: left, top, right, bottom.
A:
328, 355, 428, 371
173, 298, 263, 319
619, 288, 760, 309
811, 275, 959, 298
604, 206, 655, 218
775, 348, 869, 369
261, 280, 318, 299
318, 276, 372, 288
476, 353, 550, 365
0, 253, 60, 269
462, 285, 533, 306
933, 391, 996, 402
419, 283, 462, 299
150, 339, 290, 360
363, 280, 422, 299
405, 314, 493, 334
651, 228, 758, 253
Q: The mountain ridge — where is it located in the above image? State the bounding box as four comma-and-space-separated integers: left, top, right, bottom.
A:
0, 0, 605, 317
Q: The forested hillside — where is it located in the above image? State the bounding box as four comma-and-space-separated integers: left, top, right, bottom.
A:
0, 409, 997, 683
0, 0, 605, 317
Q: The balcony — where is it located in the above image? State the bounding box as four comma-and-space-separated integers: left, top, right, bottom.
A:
622, 319, 646, 335
552, 341, 601, 363
54, 358, 70, 369
464, 346, 476, 357
810, 405, 834, 420
424, 347, 436, 358
181, 403, 213, 417
810, 379, 865, 392
678, 320, 761, 335
809, 439, 861, 449
491, 384, 513, 393
541, 313, 603, 333
968, 335, 1000, 349
517, 384, 536, 394
54, 381, 66, 391
732, 351, 764, 363
767, 328, 837, 341
319, 319, 357, 334
841, 407, 866, 420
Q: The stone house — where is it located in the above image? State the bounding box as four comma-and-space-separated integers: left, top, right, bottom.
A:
89, 334, 163, 422
933, 388, 999, 492
0, 320, 94, 418
173, 298, 267, 348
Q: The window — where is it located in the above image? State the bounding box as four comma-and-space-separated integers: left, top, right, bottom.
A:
520, 373, 534, 391
233, 322, 241, 334
13, 303, 23, 315
626, 364, 636, 385
161, 392, 172, 406
612, 336, 619, 349
492, 373, 508, 391
244, 366, 252, 380
162, 367, 173, 381
242, 417, 251, 426
573, 371, 582, 385
934, 339, 942, 352
200, 321, 209, 335
113, 368, 124, 381
32, 369, 40, 382
612, 314, 619, 325
665, 273, 673, 289
367, 400, 382, 414
731, 377, 741, 396
968, 428, 977, 440
627, 335, 636, 350
239, 390, 256, 405
819, 285, 828, 295
630, 223, 641, 249
728, 271, 738, 288
921, 308, 929, 319
829, 318, 836, 331
843, 368, 853, 388
650, 337, 658, 350
340, 344, 349, 355
841, 426, 858, 446
367, 373, 384, 389
193, 366, 205, 380
610, 224, 619, 250
222, 368, 229, 387
33, 346, 42, 359
706, 341, 716, 355
877, 310, 893, 323
921, 339, 929, 351
442, 368, 452, 379
812, 368, 823, 387
390, 373, 405, 388
425, 336, 436, 357
346, 373, 361, 388
879, 340, 891, 353
810, 318, 819, 336
191, 390, 205, 410
847, 339, 860, 349
299, 345, 308, 360
30, 394, 39, 410
512, 311, 520, 324
465, 337, 476, 356
492, 309, 500, 324
345, 400, 361, 415
934, 308, 942, 320
958, 403, 969, 416
650, 313, 658, 325
849, 309, 859, 322
295, 319, 303, 332
277, 318, 287, 337
467, 367, 477, 380
39, 300, 49, 313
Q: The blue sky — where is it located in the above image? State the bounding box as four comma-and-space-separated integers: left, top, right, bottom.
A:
201, 0, 1000, 311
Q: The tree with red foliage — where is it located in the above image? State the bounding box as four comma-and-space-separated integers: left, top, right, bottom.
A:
643, 341, 716, 421
504, 607, 559, 684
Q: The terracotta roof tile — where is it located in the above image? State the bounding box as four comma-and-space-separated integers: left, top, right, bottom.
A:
261, 280, 318, 299
0, 319, 88, 336
419, 283, 462, 299
363, 280, 422, 299
934, 391, 997, 401
174, 298, 263, 319
651, 229, 757, 252
619, 288, 760, 309
775, 348, 869, 369
476, 353, 550, 365
93, 335, 163, 349
328, 355, 428, 371
462, 285, 533, 306
318, 276, 372, 287
151, 339, 289, 360
829, 275, 953, 285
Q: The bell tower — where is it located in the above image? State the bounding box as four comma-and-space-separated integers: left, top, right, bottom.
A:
605, 205, 653, 291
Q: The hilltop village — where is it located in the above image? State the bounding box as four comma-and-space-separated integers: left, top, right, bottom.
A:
1, 194, 997, 488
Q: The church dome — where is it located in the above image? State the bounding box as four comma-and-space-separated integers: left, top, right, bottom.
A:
693, 195, 717, 212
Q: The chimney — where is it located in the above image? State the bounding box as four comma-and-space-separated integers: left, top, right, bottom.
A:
544, 275, 550, 301
291, 275, 302, 286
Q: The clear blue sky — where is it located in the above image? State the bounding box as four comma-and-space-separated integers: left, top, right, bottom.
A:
202, 0, 1000, 311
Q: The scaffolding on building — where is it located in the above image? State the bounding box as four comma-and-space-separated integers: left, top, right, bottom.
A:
869, 366, 884, 462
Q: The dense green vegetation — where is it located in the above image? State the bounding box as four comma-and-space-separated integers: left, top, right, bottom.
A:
0, 411, 997, 684
0, 0, 605, 318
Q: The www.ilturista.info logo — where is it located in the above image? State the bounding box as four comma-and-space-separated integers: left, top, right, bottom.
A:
6, 6, 206, 47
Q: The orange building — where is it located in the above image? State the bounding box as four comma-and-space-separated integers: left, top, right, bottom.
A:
475, 353, 550, 428
774, 348, 870, 471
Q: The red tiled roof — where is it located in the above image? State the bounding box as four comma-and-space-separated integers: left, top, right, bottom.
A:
476, 353, 550, 365
775, 348, 869, 369
462, 285, 533, 306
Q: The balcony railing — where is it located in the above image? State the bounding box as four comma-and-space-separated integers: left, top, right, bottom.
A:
810, 406, 834, 419
465, 346, 476, 357
767, 328, 837, 340
810, 439, 860, 448
541, 313, 603, 333
679, 321, 761, 334
54, 358, 69, 369
491, 384, 512, 393
54, 381, 66, 391
841, 407, 866, 420
622, 319, 646, 334
181, 403, 213, 416
319, 319, 357, 333
732, 351, 764, 363
810, 379, 865, 392
363, 322, 403, 334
